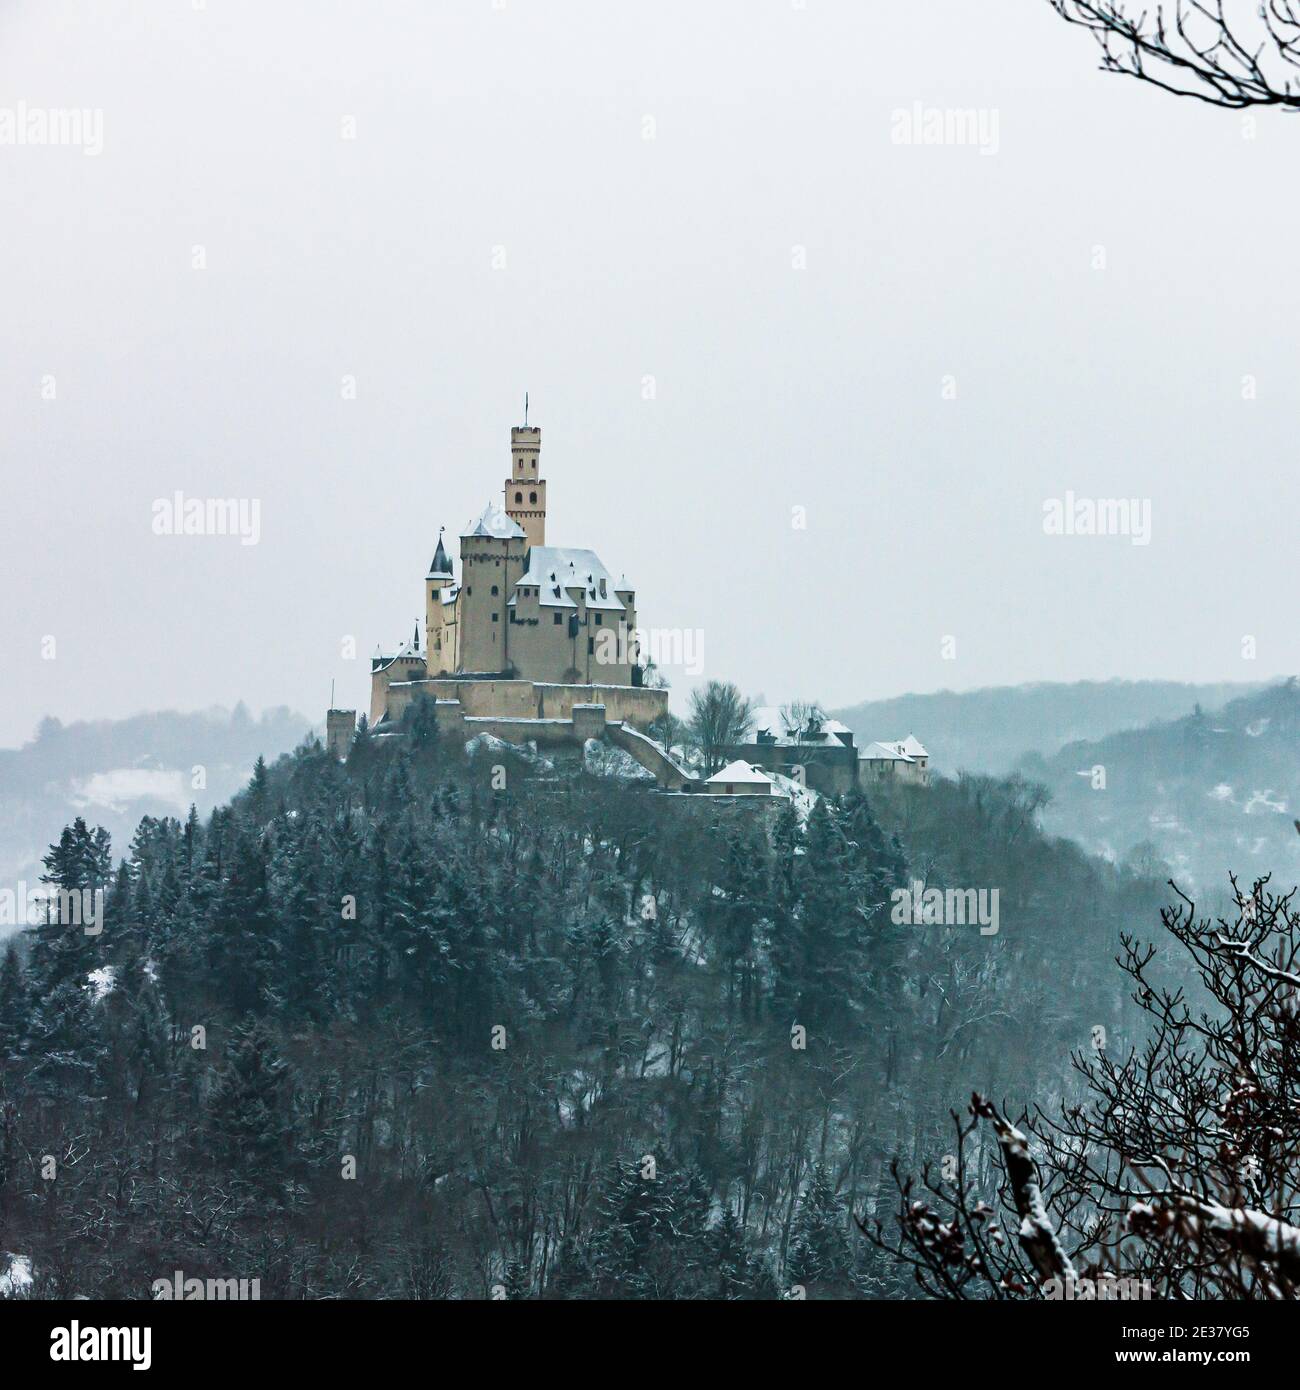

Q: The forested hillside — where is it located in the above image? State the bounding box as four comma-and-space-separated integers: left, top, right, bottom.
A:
0, 707, 1165, 1299
1026, 679, 1300, 893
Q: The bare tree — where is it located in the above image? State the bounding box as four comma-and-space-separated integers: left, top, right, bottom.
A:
641, 658, 670, 691
1050, 0, 1300, 110
687, 681, 756, 775
779, 700, 826, 741
647, 709, 685, 758
864, 874, 1300, 1299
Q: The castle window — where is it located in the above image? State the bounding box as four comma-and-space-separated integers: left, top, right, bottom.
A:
554, 613, 562, 625
491, 585, 499, 596
587, 637, 594, 654
595, 613, 602, 625
515, 492, 522, 503
529, 491, 537, 503
492, 612, 499, 622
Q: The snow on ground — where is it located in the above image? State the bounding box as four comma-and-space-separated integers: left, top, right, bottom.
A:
464, 733, 555, 772
583, 738, 654, 782
85, 965, 116, 1002
71, 767, 190, 814
0, 1253, 33, 1298
768, 770, 818, 822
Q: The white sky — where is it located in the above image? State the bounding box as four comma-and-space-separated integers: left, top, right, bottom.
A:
2, 0, 1296, 746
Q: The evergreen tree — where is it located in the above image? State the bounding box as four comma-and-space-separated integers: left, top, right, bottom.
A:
32, 818, 110, 992
248, 755, 272, 821
207, 827, 276, 1016
791, 799, 870, 1034
712, 1205, 777, 1299
205, 1021, 295, 1188
0, 942, 26, 1059
787, 1163, 858, 1298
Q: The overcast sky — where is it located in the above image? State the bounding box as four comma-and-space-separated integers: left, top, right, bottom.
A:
2, 0, 1296, 747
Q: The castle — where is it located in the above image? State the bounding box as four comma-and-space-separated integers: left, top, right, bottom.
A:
325, 413, 928, 799
327, 416, 672, 771
416, 421, 641, 692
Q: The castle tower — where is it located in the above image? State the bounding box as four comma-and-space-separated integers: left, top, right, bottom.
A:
458, 503, 527, 674
505, 422, 545, 548
326, 708, 356, 761
425, 528, 454, 675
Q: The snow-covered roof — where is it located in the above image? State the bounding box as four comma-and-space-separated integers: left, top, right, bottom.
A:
861, 741, 914, 763
462, 501, 525, 540
512, 546, 628, 612
749, 706, 852, 747
373, 639, 425, 672
706, 760, 777, 787
896, 734, 928, 758
751, 706, 787, 737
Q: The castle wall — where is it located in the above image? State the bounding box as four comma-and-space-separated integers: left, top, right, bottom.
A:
370, 654, 427, 724
380, 677, 666, 732
507, 596, 636, 685
606, 721, 695, 789
722, 741, 859, 796
533, 682, 666, 729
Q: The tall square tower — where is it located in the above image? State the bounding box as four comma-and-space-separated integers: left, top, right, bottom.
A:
505, 425, 546, 548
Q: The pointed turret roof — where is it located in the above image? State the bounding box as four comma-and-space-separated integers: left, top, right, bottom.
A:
428, 527, 453, 577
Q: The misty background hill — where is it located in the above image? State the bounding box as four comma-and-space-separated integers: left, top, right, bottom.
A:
833, 679, 1264, 777
1021, 680, 1300, 894
0, 706, 312, 903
